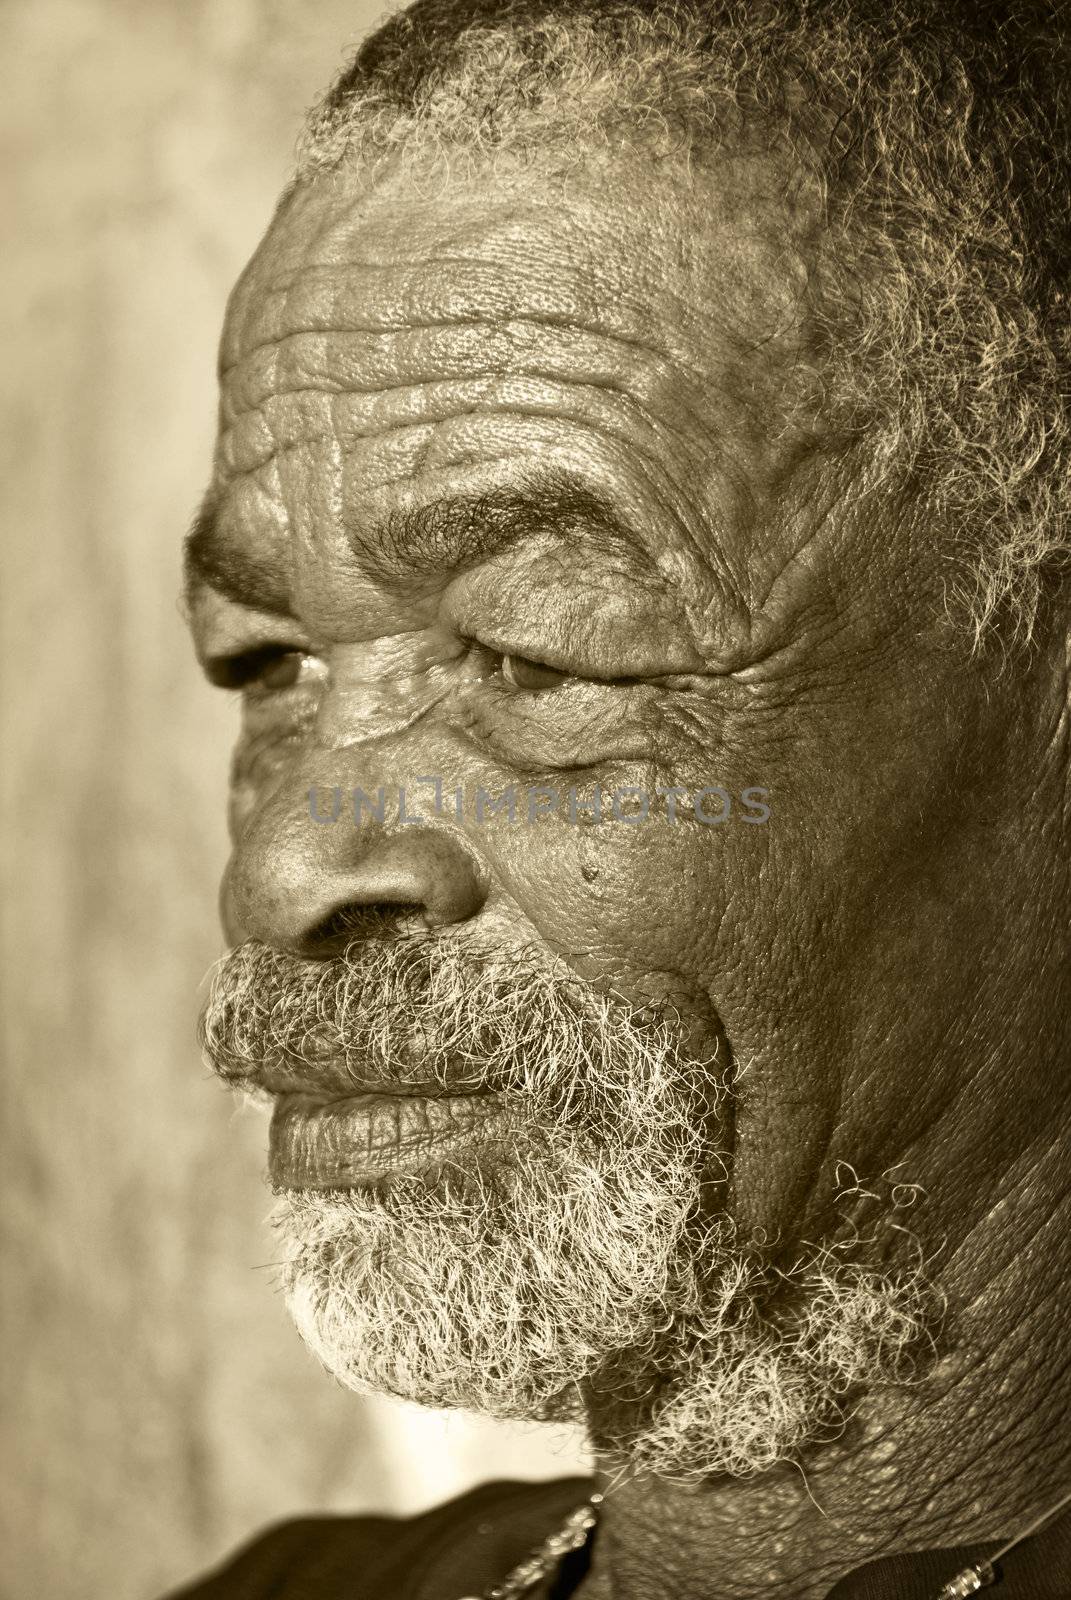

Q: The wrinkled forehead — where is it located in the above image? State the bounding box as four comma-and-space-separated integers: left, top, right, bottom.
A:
205, 156, 846, 648
219, 155, 813, 427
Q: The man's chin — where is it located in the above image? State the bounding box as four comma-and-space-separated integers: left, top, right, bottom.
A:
270, 1145, 701, 1424
270, 1177, 938, 1483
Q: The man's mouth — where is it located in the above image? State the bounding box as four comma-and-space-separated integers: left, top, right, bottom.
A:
233, 1027, 512, 1190
269, 1088, 513, 1189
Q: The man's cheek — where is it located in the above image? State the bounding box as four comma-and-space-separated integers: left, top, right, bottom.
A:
479, 790, 766, 995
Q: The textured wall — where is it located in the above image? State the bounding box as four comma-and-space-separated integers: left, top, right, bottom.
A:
0, 6, 588, 1599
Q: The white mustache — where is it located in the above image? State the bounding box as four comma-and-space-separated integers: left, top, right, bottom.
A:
199, 930, 714, 1119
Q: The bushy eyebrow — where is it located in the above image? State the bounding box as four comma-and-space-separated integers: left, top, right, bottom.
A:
183, 471, 649, 613
183, 500, 292, 616
352, 473, 650, 587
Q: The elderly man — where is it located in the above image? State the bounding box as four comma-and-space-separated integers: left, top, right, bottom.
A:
175, 0, 1070, 1595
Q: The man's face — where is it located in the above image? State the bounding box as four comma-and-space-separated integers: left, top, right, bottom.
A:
189, 152, 1066, 1474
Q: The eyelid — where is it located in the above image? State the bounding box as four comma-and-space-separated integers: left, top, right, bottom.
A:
494, 650, 646, 691
501, 653, 573, 691
461, 638, 574, 689
204, 644, 317, 691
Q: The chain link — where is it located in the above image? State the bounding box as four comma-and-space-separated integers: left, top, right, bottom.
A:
457, 1495, 603, 1600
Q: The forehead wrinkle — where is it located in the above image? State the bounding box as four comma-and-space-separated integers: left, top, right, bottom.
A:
224, 259, 519, 374
221, 250, 700, 380
219, 266, 715, 475
218, 386, 697, 506
220, 318, 686, 428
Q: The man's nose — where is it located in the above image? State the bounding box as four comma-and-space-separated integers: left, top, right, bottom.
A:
220, 785, 488, 956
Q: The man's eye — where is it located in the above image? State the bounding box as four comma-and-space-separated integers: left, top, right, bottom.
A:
206, 646, 318, 693
499, 653, 573, 692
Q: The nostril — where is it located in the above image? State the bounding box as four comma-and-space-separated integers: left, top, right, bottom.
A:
225, 809, 487, 955
300, 901, 427, 958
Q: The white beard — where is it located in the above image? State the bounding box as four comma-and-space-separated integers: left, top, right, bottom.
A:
256, 949, 931, 1481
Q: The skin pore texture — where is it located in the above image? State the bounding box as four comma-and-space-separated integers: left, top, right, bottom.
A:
188, 145, 1071, 1599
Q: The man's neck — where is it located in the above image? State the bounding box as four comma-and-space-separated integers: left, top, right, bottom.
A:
576, 1138, 1071, 1600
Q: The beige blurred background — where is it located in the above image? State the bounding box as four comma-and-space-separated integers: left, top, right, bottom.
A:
0, 4, 589, 1598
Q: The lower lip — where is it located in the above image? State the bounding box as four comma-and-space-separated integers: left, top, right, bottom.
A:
269, 1090, 512, 1189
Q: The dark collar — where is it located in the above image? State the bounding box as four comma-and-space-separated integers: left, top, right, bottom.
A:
163, 1474, 1071, 1599
823, 1499, 1071, 1599
551, 1493, 1071, 1600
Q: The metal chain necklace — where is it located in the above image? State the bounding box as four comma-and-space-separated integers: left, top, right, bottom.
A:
935, 1483, 1071, 1597
457, 1492, 603, 1600
456, 1482, 1071, 1600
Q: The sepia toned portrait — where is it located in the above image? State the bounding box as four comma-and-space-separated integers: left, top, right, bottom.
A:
6, 3, 1070, 1598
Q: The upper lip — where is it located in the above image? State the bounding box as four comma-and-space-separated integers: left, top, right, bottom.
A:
228, 1049, 486, 1102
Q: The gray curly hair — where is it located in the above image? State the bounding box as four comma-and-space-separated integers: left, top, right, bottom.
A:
298, 0, 1070, 645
